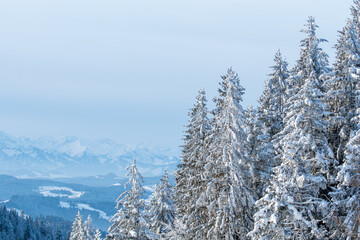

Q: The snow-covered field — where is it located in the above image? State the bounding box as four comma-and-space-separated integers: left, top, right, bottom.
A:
38, 186, 85, 199
59, 201, 109, 220
143, 184, 157, 192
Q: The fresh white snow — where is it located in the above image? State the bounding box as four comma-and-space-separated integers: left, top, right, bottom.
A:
59, 201, 71, 209
38, 186, 85, 198
76, 203, 109, 220
58, 201, 109, 220
143, 184, 157, 192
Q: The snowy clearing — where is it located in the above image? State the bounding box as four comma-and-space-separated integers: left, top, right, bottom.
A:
143, 184, 157, 192
38, 186, 85, 198
58, 201, 109, 220
59, 201, 71, 209
77, 203, 109, 220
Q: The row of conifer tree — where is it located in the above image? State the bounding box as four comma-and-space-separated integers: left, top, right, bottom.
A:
70, 1, 360, 239
0, 206, 71, 240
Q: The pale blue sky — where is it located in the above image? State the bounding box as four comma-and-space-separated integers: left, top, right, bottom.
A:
0, 0, 353, 149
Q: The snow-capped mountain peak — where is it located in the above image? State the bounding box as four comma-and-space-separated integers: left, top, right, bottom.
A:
0, 131, 179, 178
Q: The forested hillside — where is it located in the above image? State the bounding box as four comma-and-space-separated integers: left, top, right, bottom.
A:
0, 206, 71, 240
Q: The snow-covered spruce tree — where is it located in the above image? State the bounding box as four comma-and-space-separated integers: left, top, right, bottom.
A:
148, 169, 175, 237
249, 18, 334, 240
250, 68, 334, 240
330, 129, 360, 239
275, 16, 332, 171
174, 88, 211, 238
83, 215, 96, 240
327, 3, 360, 237
163, 218, 187, 240
258, 49, 290, 137
106, 159, 152, 240
326, 1, 360, 164
254, 51, 289, 198
201, 67, 255, 239
70, 211, 85, 240
244, 105, 275, 199
291, 17, 330, 92
94, 229, 103, 240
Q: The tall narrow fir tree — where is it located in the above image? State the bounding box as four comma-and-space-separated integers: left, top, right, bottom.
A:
107, 159, 150, 240
201, 67, 255, 239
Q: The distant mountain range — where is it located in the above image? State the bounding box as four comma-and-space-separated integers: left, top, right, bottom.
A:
0, 131, 180, 178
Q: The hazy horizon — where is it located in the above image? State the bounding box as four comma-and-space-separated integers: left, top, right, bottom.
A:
0, 0, 353, 149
